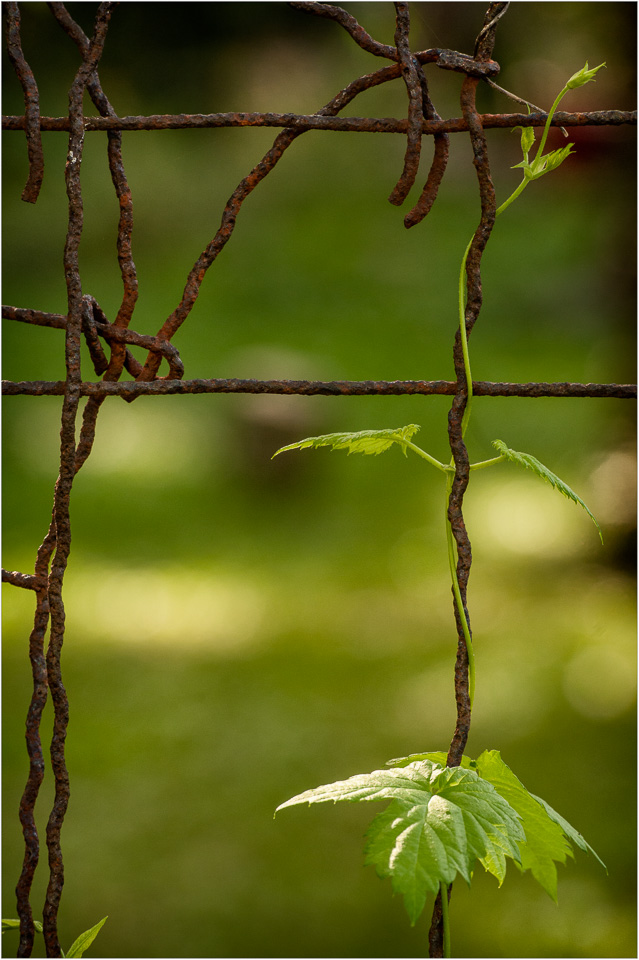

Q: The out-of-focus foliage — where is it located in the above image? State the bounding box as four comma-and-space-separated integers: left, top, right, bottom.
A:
2, 3, 635, 958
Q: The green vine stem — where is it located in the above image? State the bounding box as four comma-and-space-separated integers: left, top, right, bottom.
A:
445, 471, 475, 707
457, 61, 605, 436
450, 61, 606, 713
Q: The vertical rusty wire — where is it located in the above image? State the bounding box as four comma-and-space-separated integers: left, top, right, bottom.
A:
3, 2, 43, 203
37, 6, 115, 956
15, 529, 54, 958
48, 2, 140, 382
429, 5, 508, 956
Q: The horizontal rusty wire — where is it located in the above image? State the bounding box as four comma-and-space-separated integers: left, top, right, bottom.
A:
1, 569, 47, 590
2, 377, 635, 399
2, 109, 635, 134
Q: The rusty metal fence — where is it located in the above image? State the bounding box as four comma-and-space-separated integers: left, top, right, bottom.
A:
2, 2, 636, 957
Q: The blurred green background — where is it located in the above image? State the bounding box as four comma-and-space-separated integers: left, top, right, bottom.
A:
2, 3, 636, 958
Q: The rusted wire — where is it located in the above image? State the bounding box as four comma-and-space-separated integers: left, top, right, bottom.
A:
446, 5, 502, 769
2, 376, 635, 399
135, 35, 476, 384
3, 2, 43, 203
288, 0, 399, 60
388, 3, 424, 205
36, 6, 115, 956
16, 527, 56, 959
401, 59, 449, 226
430, 5, 508, 956
4, 107, 634, 134
3, 305, 183, 379
48, 2, 139, 383
2, 570, 45, 590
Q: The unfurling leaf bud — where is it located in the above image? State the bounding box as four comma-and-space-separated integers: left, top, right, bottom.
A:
566, 61, 606, 90
513, 124, 536, 159
512, 143, 575, 181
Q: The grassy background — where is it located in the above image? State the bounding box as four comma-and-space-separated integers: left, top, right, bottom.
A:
2, 3, 636, 958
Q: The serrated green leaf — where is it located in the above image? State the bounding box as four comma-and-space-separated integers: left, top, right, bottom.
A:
363, 797, 464, 923
272, 424, 421, 459
276, 759, 523, 924
530, 793, 607, 872
276, 762, 440, 810
492, 439, 602, 542
472, 751, 572, 901
64, 917, 108, 958
386, 749, 606, 899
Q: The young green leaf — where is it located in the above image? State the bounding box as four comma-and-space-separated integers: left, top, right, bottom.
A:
386, 749, 606, 899
530, 793, 607, 872
513, 120, 535, 160
492, 439, 602, 541
272, 424, 421, 459
512, 143, 575, 180
275, 759, 524, 924
64, 917, 108, 958
471, 751, 573, 901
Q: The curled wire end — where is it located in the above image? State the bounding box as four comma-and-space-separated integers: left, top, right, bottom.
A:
403, 131, 449, 228
20, 163, 44, 204
403, 195, 434, 227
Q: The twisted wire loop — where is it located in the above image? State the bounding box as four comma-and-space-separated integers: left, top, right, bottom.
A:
133, 2, 499, 388
48, 2, 139, 389
3, 2, 43, 203
132, 4, 415, 386
2, 305, 185, 380
388, 2, 424, 205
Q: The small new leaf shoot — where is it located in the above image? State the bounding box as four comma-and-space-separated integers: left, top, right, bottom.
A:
64, 917, 108, 958
498, 63, 603, 217
513, 119, 535, 160
275, 759, 524, 924
492, 439, 602, 542
273, 424, 449, 471
512, 143, 575, 180
272, 424, 421, 458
